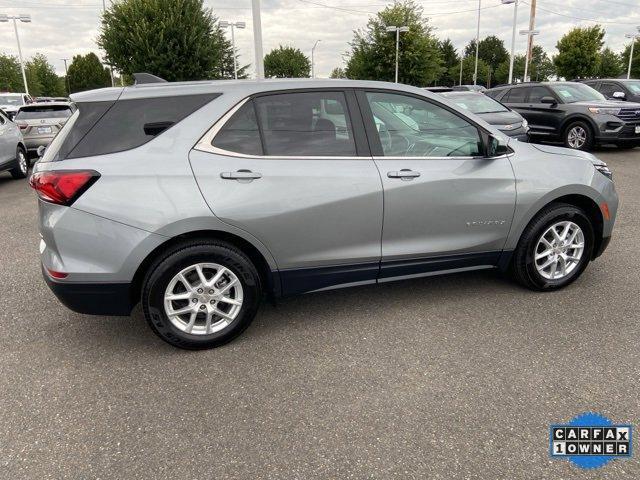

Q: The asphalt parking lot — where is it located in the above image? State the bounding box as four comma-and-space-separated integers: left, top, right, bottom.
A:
1, 148, 639, 479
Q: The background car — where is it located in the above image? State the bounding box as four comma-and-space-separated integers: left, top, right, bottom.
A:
0, 92, 32, 119
423, 86, 454, 93
452, 85, 486, 92
486, 81, 640, 150
0, 109, 28, 179
14, 102, 75, 156
442, 91, 529, 141
581, 78, 640, 102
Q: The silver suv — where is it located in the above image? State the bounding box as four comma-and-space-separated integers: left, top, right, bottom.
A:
30, 78, 618, 349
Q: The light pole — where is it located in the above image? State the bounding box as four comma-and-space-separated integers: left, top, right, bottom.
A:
386, 25, 409, 83
252, 0, 264, 79
625, 27, 640, 80
474, 0, 481, 85
0, 14, 31, 95
61, 58, 70, 95
311, 40, 321, 78
502, 0, 518, 84
520, 28, 539, 82
459, 55, 463, 86
220, 21, 246, 80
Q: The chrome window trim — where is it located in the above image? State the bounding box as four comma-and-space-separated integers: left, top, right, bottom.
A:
194, 96, 363, 160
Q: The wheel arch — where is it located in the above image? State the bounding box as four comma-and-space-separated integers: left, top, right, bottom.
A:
559, 114, 597, 142
130, 229, 280, 308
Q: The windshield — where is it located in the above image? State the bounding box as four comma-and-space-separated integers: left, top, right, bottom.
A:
549, 84, 605, 103
625, 81, 640, 94
445, 93, 508, 114
0, 95, 24, 106
15, 106, 72, 120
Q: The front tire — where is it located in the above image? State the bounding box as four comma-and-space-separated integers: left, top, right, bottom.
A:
142, 240, 262, 349
512, 203, 594, 291
563, 121, 594, 151
9, 147, 28, 179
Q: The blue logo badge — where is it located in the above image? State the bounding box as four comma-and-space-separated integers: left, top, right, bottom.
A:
550, 412, 632, 469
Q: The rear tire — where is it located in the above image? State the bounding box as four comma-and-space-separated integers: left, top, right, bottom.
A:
9, 147, 28, 179
563, 121, 594, 151
142, 240, 262, 349
512, 203, 594, 291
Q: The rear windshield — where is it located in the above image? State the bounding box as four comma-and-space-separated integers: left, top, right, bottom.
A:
15, 105, 73, 119
0, 95, 24, 106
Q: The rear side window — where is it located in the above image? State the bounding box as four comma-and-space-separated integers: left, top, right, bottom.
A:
254, 91, 357, 156
15, 105, 73, 120
504, 88, 527, 103
212, 101, 263, 156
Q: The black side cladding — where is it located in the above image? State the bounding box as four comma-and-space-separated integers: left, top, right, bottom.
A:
56, 93, 220, 160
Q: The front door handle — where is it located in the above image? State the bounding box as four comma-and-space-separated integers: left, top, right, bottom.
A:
220, 169, 262, 181
387, 169, 420, 180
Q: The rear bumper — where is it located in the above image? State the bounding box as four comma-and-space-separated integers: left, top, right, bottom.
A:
42, 265, 133, 316
593, 235, 612, 259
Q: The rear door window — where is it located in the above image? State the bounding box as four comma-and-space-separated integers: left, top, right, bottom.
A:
503, 88, 528, 103
253, 91, 357, 156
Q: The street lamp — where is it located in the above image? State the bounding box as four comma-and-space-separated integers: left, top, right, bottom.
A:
220, 20, 246, 80
0, 14, 31, 95
624, 27, 640, 80
502, 0, 518, 84
473, 0, 481, 85
520, 28, 539, 82
61, 58, 70, 96
386, 25, 409, 83
311, 40, 321, 78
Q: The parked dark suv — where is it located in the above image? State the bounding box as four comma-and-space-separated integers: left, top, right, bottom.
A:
582, 78, 640, 103
486, 82, 640, 150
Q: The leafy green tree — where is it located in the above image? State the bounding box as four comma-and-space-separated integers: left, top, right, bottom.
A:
67, 53, 111, 93
596, 47, 622, 78
437, 38, 459, 86
464, 36, 509, 73
554, 25, 605, 79
99, 0, 247, 81
26, 54, 65, 97
264, 46, 310, 78
330, 67, 347, 79
345, 0, 443, 86
448, 56, 489, 86
0, 54, 23, 92
621, 40, 640, 78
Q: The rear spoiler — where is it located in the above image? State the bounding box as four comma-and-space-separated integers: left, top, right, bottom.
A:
133, 73, 167, 85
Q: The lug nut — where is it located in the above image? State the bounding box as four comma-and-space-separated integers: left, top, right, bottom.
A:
192, 298, 198, 303
210, 300, 215, 305
197, 288, 203, 294
199, 305, 206, 310
209, 289, 214, 294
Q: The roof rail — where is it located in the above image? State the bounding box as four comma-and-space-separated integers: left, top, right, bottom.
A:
133, 73, 168, 85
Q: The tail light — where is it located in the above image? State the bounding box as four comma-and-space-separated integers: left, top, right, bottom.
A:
29, 170, 100, 206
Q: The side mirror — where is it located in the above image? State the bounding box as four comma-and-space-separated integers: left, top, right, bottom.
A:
36, 146, 46, 157
540, 96, 557, 105
613, 91, 626, 100
486, 134, 509, 157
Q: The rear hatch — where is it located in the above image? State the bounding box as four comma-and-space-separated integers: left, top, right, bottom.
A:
15, 103, 74, 138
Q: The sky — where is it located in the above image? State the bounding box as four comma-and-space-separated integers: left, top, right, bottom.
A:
1, 0, 640, 80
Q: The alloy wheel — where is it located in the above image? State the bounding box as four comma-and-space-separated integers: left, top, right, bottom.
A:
534, 221, 585, 280
18, 150, 27, 175
567, 126, 587, 149
164, 263, 243, 335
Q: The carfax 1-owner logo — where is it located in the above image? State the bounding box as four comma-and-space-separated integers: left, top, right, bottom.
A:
550, 412, 633, 469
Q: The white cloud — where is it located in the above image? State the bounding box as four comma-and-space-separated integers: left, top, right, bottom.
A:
0, 0, 639, 82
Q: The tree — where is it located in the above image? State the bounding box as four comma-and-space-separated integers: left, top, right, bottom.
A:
0, 54, 23, 92
554, 25, 605, 79
26, 54, 65, 97
67, 53, 111, 93
99, 0, 247, 81
596, 47, 622, 78
264, 46, 310, 78
621, 40, 640, 78
330, 67, 347, 79
448, 56, 489, 86
344, 0, 443, 86
437, 38, 459, 86
464, 35, 509, 74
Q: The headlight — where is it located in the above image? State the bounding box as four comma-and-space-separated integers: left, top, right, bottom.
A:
594, 163, 613, 180
588, 107, 621, 115
521, 118, 528, 128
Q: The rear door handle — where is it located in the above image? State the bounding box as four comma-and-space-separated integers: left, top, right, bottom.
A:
387, 169, 420, 180
220, 169, 262, 181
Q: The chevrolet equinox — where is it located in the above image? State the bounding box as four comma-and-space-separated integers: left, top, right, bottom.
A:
30, 77, 618, 349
